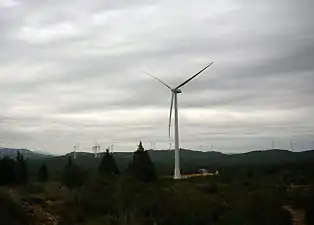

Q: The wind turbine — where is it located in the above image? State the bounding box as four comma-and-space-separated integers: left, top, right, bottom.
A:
145, 62, 214, 179
149, 140, 156, 150
290, 140, 295, 151
271, 138, 275, 150
93, 142, 100, 158
73, 144, 78, 160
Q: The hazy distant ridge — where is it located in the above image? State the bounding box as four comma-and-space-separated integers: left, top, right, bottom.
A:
2, 148, 314, 173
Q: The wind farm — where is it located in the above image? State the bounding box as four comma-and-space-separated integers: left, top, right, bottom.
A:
0, 0, 313, 224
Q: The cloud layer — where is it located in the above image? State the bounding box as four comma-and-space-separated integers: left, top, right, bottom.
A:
1, 0, 314, 153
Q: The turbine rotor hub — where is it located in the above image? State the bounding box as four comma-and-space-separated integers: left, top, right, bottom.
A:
173, 89, 182, 94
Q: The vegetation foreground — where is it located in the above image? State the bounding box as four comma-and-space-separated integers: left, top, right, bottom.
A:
0, 143, 314, 225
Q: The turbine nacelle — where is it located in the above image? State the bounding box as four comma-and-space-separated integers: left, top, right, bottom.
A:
172, 89, 182, 94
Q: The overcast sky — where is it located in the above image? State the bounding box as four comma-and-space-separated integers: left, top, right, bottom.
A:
0, 0, 313, 154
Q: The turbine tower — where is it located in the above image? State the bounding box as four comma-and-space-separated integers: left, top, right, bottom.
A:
149, 140, 156, 150
290, 140, 295, 151
93, 143, 100, 158
271, 138, 275, 150
146, 62, 214, 179
73, 144, 77, 160
97, 143, 101, 157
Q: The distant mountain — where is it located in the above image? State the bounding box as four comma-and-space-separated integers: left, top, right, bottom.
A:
37, 148, 314, 175
2, 147, 314, 175
0, 148, 52, 160
32, 150, 55, 156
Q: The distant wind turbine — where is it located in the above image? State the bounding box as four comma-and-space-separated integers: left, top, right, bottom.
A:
110, 144, 114, 153
93, 143, 100, 158
73, 144, 77, 160
149, 140, 153, 150
271, 139, 275, 150
290, 140, 295, 151
145, 62, 214, 179
149, 140, 156, 150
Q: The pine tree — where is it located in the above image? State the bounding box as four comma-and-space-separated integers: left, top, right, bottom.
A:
98, 148, 120, 176
15, 152, 28, 185
0, 157, 16, 185
37, 164, 49, 182
129, 141, 157, 182
66, 156, 73, 169
63, 156, 87, 189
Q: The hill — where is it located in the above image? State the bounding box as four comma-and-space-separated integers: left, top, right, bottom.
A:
34, 148, 314, 176
0, 148, 52, 160
1, 147, 313, 225
2, 147, 314, 175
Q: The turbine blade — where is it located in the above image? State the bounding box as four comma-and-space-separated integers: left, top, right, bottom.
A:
168, 93, 174, 139
175, 62, 214, 90
143, 71, 172, 90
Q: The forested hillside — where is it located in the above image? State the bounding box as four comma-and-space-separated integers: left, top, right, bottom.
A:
0, 145, 314, 224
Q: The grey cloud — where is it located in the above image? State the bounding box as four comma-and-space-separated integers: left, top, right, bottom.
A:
0, 0, 314, 153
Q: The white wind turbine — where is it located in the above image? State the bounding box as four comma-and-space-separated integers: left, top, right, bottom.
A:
92, 142, 100, 158
73, 144, 77, 160
146, 62, 214, 179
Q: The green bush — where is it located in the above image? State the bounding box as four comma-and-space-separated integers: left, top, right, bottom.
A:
25, 183, 45, 194
62, 157, 88, 189
0, 193, 31, 225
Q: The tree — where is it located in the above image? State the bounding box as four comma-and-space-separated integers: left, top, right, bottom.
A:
0, 152, 28, 186
98, 148, 120, 176
15, 152, 28, 185
62, 156, 87, 189
0, 192, 31, 224
37, 164, 49, 182
305, 195, 314, 225
65, 156, 73, 169
128, 141, 157, 182
0, 157, 16, 185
